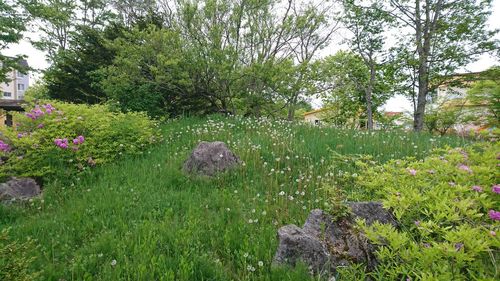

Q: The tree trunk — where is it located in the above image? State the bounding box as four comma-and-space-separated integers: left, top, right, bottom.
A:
414, 73, 428, 131
365, 63, 376, 130
287, 103, 295, 121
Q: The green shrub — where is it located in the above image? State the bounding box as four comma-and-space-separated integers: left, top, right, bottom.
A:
0, 100, 161, 181
352, 142, 500, 280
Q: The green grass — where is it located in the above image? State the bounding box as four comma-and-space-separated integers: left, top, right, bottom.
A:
1, 116, 470, 280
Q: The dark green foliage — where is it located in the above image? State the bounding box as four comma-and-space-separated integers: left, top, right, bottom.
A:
98, 26, 207, 118
44, 24, 126, 104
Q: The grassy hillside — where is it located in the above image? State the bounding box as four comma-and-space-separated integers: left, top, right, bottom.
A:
1, 117, 470, 280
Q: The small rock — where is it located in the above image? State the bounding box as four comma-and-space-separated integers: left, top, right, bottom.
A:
0, 177, 41, 203
183, 141, 240, 176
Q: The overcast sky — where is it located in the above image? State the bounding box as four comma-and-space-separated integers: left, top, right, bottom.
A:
5, 0, 500, 113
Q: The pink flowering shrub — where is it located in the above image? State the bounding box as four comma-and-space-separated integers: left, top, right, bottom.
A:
0, 101, 160, 180
352, 142, 500, 280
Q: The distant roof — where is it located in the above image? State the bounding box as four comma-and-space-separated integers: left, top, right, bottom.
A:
435, 71, 486, 88
303, 108, 329, 116
0, 55, 29, 68
384, 111, 403, 117
0, 99, 26, 111
18, 59, 29, 68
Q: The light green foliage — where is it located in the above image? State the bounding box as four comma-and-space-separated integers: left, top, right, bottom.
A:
0, 117, 468, 280
319, 51, 391, 128
23, 82, 50, 101
0, 100, 160, 181
0, 228, 39, 281
467, 67, 500, 127
353, 143, 500, 280
424, 104, 464, 136
22, 0, 112, 60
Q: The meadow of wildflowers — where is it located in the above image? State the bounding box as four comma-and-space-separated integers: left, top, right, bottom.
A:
0, 116, 476, 280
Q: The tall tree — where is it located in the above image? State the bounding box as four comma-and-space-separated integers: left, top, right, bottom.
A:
388, 0, 498, 131
22, 0, 112, 60
43, 24, 125, 104
342, 0, 392, 129
320, 51, 392, 128
283, 2, 338, 120
110, 0, 156, 26
0, 0, 27, 82
167, 0, 336, 117
98, 26, 197, 117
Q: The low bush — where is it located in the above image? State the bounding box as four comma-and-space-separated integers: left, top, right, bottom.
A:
0, 101, 161, 181
351, 142, 500, 280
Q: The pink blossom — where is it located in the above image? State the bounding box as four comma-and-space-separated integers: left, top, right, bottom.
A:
54, 138, 69, 149
0, 140, 10, 152
471, 185, 483, 192
490, 230, 496, 236
37, 123, 44, 129
72, 135, 85, 145
43, 104, 55, 114
408, 169, 417, 176
32, 107, 44, 117
458, 164, 472, 173
414, 220, 421, 226
492, 184, 500, 194
488, 210, 500, 221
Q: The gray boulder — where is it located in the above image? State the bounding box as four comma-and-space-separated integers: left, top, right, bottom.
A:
273, 202, 397, 275
0, 177, 41, 203
183, 141, 240, 176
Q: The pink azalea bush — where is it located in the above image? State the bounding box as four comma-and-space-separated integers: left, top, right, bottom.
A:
354, 142, 500, 280
0, 101, 160, 180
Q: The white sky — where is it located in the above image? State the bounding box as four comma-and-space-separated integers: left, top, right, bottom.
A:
4, 0, 500, 113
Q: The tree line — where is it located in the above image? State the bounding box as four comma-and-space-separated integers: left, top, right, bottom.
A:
1, 0, 498, 131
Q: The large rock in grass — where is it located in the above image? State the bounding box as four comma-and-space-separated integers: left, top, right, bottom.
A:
0, 177, 41, 203
183, 141, 240, 176
273, 202, 397, 275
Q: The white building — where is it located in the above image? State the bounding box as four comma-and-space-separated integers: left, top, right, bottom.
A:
0, 59, 29, 100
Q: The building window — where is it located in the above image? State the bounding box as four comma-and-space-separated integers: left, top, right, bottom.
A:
18, 84, 24, 91
3, 92, 12, 97
17, 71, 25, 78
